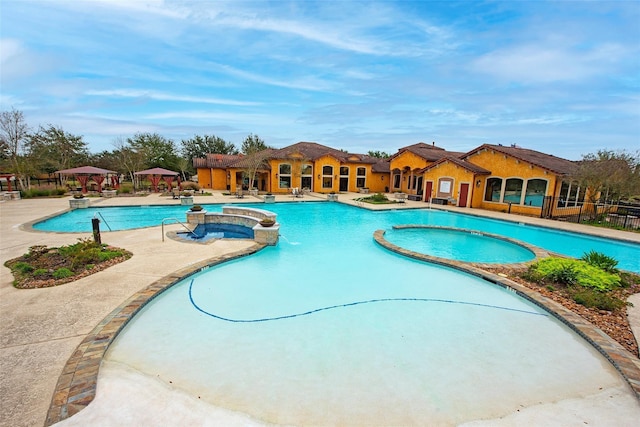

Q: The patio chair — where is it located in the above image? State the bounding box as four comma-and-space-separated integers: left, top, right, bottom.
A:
172, 188, 180, 199
236, 186, 244, 199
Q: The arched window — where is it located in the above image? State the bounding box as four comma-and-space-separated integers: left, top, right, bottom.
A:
484, 177, 502, 202
340, 166, 349, 176
524, 179, 547, 207
278, 163, 291, 189
322, 165, 333, 189
504, 178, 523, 204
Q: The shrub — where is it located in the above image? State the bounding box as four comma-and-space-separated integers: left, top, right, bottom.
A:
181, 181, 200, 191
119, 183, 133, 194
53, 268, 74, 279
581, 250, 618, 273
33, 268, 49, 276
13, 262, 34, 274
571, 289, 626, 311
531, 258, 621, 291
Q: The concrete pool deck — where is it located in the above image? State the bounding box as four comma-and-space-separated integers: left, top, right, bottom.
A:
1, 191, 639, 427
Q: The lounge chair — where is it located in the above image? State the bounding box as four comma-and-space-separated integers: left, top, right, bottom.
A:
172, 188, 180, 199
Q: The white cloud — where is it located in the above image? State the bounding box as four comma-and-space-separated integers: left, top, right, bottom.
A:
85, 89, 261, 106
472, 42, 628, 84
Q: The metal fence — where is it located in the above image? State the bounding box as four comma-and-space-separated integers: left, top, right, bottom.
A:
540, 197, 640, 231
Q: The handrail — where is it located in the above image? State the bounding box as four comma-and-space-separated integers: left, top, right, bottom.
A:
93, 212, 112, 231
161, 217, 198, 242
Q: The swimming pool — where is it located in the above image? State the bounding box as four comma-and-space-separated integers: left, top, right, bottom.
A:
103, 202, 634, 425
33, 202, 640, 272
384, 226, 535, 263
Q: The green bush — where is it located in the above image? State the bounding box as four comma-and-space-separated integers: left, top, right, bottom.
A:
53, 268, 74, 279
531, 258, 621, 291
581, 250, 618, 273
119, 183, 133, 194
13, 262, 34, 274
571, 289, 626, 311
33, 268, 49, 276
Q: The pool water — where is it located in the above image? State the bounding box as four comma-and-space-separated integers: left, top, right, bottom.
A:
384, 227, 535, 263
33, 202, 640, 272
104, 203, 630, 425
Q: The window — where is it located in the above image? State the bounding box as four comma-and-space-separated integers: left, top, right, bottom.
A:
393, 173, 401, 189
484, 177, 502, 202
301, 164, 312, 190
524, 179, 547, 207
279, 163, 291, 189
340, 166, 349, 176
322, 165, 333, 189
356, 167, 366, 188
504, 178, 523, 204
437, 178, 453, 198
557, 181, 584, 208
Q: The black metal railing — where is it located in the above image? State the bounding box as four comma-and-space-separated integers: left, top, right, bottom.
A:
541, 196, 640, 231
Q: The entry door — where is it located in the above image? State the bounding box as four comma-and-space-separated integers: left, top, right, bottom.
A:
339, 177, 348, 192
458, 183, 469, 207
424, 181, 433, 202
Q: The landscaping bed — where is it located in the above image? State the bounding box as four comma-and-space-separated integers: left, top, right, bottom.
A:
4, 239, 132, 289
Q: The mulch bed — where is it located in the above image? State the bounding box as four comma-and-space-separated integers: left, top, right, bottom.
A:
485, 266, 640, 357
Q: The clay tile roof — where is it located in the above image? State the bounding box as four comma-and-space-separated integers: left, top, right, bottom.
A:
462, 144, 577, 175
192, 154, 245, 169
372, 158, 391, 173
390, 142, 464, 162
419, 156, 491, 174
270, 142, 378, 164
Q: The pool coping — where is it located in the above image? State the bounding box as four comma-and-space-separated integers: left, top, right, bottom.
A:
374, 229, 640, 401
44, 242, 267, 426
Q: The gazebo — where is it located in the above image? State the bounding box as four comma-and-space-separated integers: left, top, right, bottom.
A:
134, 167, 180, 192
56, 166, 117, 194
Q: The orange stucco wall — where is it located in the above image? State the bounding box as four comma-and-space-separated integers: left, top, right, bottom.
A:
196, 168, 229, 190
390, 151, 431, 193
423, 162, 476, 206
464, 149, 561, 215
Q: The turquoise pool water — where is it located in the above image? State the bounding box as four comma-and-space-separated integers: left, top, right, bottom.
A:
384, 227, 535, 263
33, 202, 640, 272
103, 202, 631, 425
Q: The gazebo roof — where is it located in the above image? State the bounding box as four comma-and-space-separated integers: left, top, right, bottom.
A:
56, 166, 116, 175
134, 167, 179, 176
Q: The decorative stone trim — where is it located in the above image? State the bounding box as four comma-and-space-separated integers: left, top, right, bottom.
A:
69, 198, 90, 209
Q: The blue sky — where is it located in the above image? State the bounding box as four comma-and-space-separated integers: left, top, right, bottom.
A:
1, 0, 639, 160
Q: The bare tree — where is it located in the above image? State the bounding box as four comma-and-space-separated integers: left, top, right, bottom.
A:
0, 108, 31, 189
240, 134, 270, 190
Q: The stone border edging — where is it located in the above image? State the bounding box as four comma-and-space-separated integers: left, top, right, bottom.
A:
44, 242, 266, 426
374, 229, 640, 400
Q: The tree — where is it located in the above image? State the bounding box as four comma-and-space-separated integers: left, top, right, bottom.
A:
240, 133, 271, 190
570, 149, 640, 218
181, 135, 238, 166
112, 137, 148, 189
127, 133, 180, 171
29, 125, 89, 187
367, 150, 390, 158
0, 108, 32, 189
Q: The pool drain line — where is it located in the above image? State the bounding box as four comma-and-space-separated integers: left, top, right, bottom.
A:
188, 279, 548, 323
